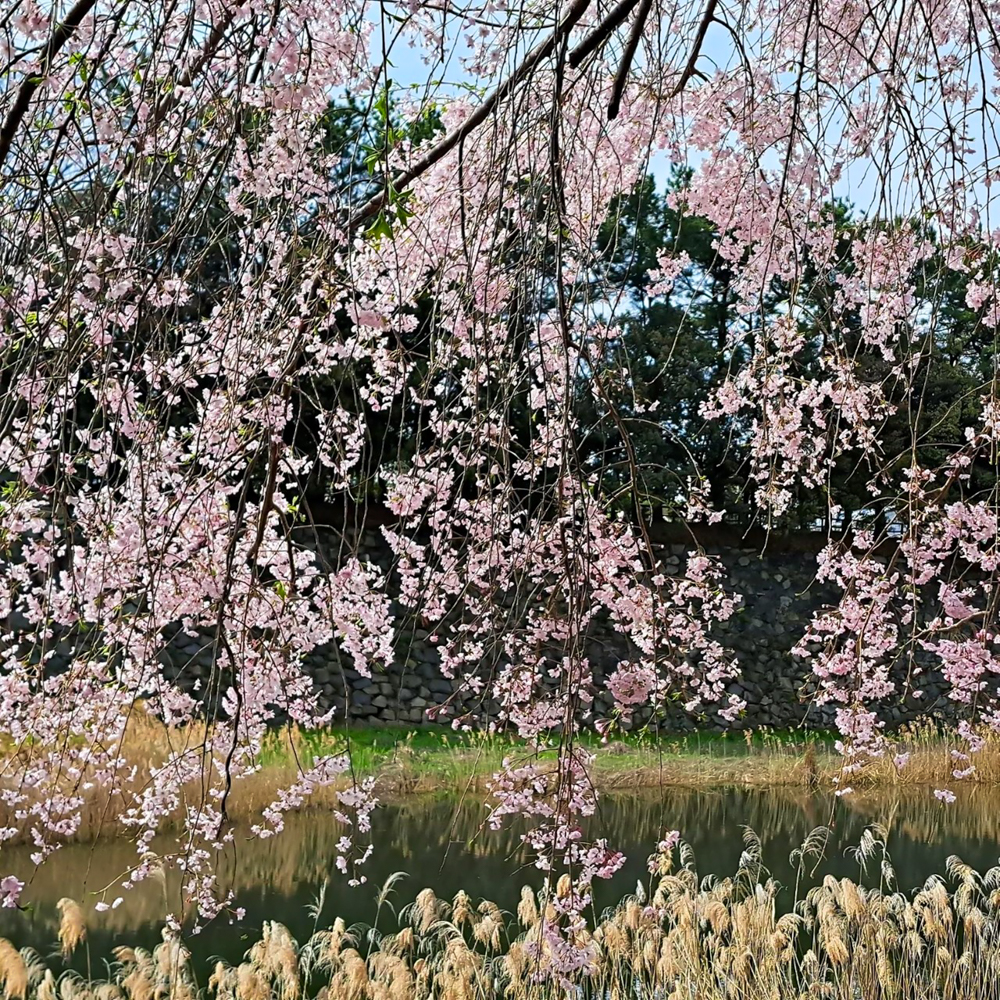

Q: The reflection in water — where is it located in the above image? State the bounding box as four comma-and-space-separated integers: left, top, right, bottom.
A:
1, 785, 998, 970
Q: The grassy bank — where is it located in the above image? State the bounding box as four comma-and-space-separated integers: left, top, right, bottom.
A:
2, 719, 998, 845
259, 720, 1000, 797
261, 724, 844, 795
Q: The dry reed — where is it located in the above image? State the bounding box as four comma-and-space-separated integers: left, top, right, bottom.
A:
0, 939, 28, 1000
55, 901, 85, 961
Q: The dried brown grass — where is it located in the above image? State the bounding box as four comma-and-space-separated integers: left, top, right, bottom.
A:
0, 939, 28, 1000
55, 900, 86, 960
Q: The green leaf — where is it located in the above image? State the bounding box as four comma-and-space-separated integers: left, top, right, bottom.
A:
374, 80, 393, 125
365, 210, 395, 242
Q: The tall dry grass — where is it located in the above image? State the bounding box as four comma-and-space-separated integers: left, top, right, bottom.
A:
6, 828, 1000, 999
56, 899, 86, 961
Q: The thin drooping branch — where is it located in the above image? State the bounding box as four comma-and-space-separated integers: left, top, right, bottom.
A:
98, 8, 239, 216
0, 0, 102, 172
567, 0, 718, 113
150, 10, 238, 123
348, 0, 592, 231
346, 0, 719, 218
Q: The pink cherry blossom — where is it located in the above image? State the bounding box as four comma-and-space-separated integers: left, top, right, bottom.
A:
0, 876, 23, 909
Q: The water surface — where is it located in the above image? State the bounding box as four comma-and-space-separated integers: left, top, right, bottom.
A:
2, 785, 998, 970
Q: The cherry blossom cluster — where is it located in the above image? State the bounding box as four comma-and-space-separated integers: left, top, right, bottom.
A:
0, 0, 998, 959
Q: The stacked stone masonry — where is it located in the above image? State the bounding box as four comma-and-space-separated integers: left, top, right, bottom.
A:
6, 530, 960, 732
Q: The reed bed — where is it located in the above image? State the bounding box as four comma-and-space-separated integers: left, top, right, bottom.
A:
4, 827, 1000, 999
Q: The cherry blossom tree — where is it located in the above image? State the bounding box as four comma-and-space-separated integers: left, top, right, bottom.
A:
1, 0, 999, 971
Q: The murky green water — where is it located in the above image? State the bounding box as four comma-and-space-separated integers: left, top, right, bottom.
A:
1, 785, 998, 970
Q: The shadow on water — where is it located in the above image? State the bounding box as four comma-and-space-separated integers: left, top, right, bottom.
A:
1, 784, 999, 968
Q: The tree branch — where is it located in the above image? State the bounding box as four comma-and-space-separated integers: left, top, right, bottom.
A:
667, 0, 719, 99
347, 0, 592, 233
607, 0, 652, 120
0, 0, 101, 172
567, 0, 640, 69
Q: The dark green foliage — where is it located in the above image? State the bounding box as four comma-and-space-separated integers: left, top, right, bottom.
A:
580, 173, 997, 532
579, 170, 750, 521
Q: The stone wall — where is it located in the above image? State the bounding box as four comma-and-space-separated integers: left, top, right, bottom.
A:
8, 527, 957, 732
155, 530, 957, 732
